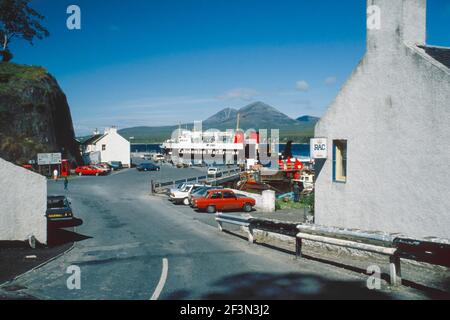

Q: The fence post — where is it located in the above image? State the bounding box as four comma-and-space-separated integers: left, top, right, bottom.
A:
389, 254, 402, 286
248, 226, 254, 244
295, 236, 303, 259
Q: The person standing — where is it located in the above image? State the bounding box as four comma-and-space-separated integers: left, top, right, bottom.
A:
53, 168, 59, 181
64, 176, 69, 191
293, 182, 300, 203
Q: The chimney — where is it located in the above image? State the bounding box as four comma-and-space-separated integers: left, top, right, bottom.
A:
104, 127, 118, 135
366, 0, 426, 53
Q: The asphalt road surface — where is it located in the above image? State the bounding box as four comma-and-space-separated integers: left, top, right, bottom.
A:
0, 165, 426, 300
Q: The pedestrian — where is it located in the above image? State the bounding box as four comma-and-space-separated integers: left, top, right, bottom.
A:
64, 176, 69, 191
293, 182, 300, 203
53, 168, 59, 181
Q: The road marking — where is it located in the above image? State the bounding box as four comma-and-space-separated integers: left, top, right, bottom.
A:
150, 258, 168, 300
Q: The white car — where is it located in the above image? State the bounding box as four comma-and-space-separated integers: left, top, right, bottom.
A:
207, 167, 222, 178
168, 183, 186, 195
153, 154, 165, 162
169, 184, 209, 205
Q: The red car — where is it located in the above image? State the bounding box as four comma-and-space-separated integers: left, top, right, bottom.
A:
75, 165, 105, 176
193, 189, 256, 213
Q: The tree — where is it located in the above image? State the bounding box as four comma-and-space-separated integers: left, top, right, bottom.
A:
0, 0, 49, 62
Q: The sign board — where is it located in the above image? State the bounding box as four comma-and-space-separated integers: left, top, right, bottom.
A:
310, 138, 328, 159
37, 153, 62, 165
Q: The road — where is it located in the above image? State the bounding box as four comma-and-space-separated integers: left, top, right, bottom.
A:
0, 165, 426, 300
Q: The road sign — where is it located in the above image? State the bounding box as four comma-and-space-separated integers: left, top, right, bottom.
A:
310, 138, 328, 159
37, 153, 62, 165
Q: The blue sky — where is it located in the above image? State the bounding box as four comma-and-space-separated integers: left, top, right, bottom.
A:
10, 0, 450, 135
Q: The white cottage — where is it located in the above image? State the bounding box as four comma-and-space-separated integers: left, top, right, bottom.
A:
314, 0, 450, 238
82, 127, 131, 167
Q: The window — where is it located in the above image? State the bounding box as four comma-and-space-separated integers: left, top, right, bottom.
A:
210, 192, 222, 199
223, 192, 235, 199
102, 144, 106, 151
333, 140, 347, 183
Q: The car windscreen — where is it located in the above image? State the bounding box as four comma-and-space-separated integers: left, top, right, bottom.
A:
192, 187, 207, 195
47, 199, 66, 209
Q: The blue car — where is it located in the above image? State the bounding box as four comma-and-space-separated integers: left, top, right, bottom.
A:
137, 163, 160, 172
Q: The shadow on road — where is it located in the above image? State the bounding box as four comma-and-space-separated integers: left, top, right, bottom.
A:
47, 228, 91, 247
168, 272, 392, 300
203, 273, 392, 300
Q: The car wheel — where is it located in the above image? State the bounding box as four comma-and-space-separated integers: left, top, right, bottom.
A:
206, 205, 216, 214
243, 203, 252, 212
78, 173, 82, 176
183, 198, 190, 206
96, 173, 99, 176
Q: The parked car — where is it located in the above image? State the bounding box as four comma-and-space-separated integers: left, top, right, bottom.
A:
153, 154, 165, 162
168, 183, 186, 196
192, 189, 256, 213
93, 163, 111, 174
75, 165, 105, 176
136, 162, 160, 171
207, 167, 222, 178
170, 184, 209, 205
109, 161, 123, 171
189, 185, 224, 206
46, 196, 83, 228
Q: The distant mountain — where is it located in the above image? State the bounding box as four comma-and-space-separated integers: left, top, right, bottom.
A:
203, 102, 302, 130
203, 107, 238, 126
118, 101, 317, 143
296, 115, 320, 123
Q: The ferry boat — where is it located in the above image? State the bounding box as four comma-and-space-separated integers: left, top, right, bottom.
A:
161, 129, 247, 166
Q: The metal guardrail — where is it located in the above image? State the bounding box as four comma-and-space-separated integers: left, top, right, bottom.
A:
215, 213, 254, 243
217, 217, 449, 287
294, 227, 450, 286
152, 167, 241, 191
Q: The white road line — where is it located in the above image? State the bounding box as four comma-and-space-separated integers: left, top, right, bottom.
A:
150, 258, 169, 300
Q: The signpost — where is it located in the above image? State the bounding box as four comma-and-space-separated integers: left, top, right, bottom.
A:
37, 153, 62, 165
37, 153, 62, 176
310, 138, 328, 159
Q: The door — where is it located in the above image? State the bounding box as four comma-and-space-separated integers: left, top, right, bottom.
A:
209, 191, 224, 210
222, 191, 238, 210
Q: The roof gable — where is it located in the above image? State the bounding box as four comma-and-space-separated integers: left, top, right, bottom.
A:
418, 45, 450, 69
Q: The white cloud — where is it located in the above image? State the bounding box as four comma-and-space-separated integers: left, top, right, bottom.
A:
296, 80, 310, 92
325, 76, 337, 85
218, 88, 260, 101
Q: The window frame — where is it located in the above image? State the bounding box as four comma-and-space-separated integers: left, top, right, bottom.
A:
332, 139, 347, 183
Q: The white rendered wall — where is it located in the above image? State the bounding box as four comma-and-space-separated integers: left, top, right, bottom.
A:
0, 158, 47, 244
314, 0, 450, 238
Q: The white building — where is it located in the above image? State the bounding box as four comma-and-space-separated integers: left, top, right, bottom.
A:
82, 127, 131, 167
0, 157, 47, 244
314, 0, 450, 238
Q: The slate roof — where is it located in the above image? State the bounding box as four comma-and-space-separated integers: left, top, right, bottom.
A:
418, 45, 450, 69
79, 134, 104, 146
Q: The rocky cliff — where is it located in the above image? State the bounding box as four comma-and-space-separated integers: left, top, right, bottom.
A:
0, 63, 81, 165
